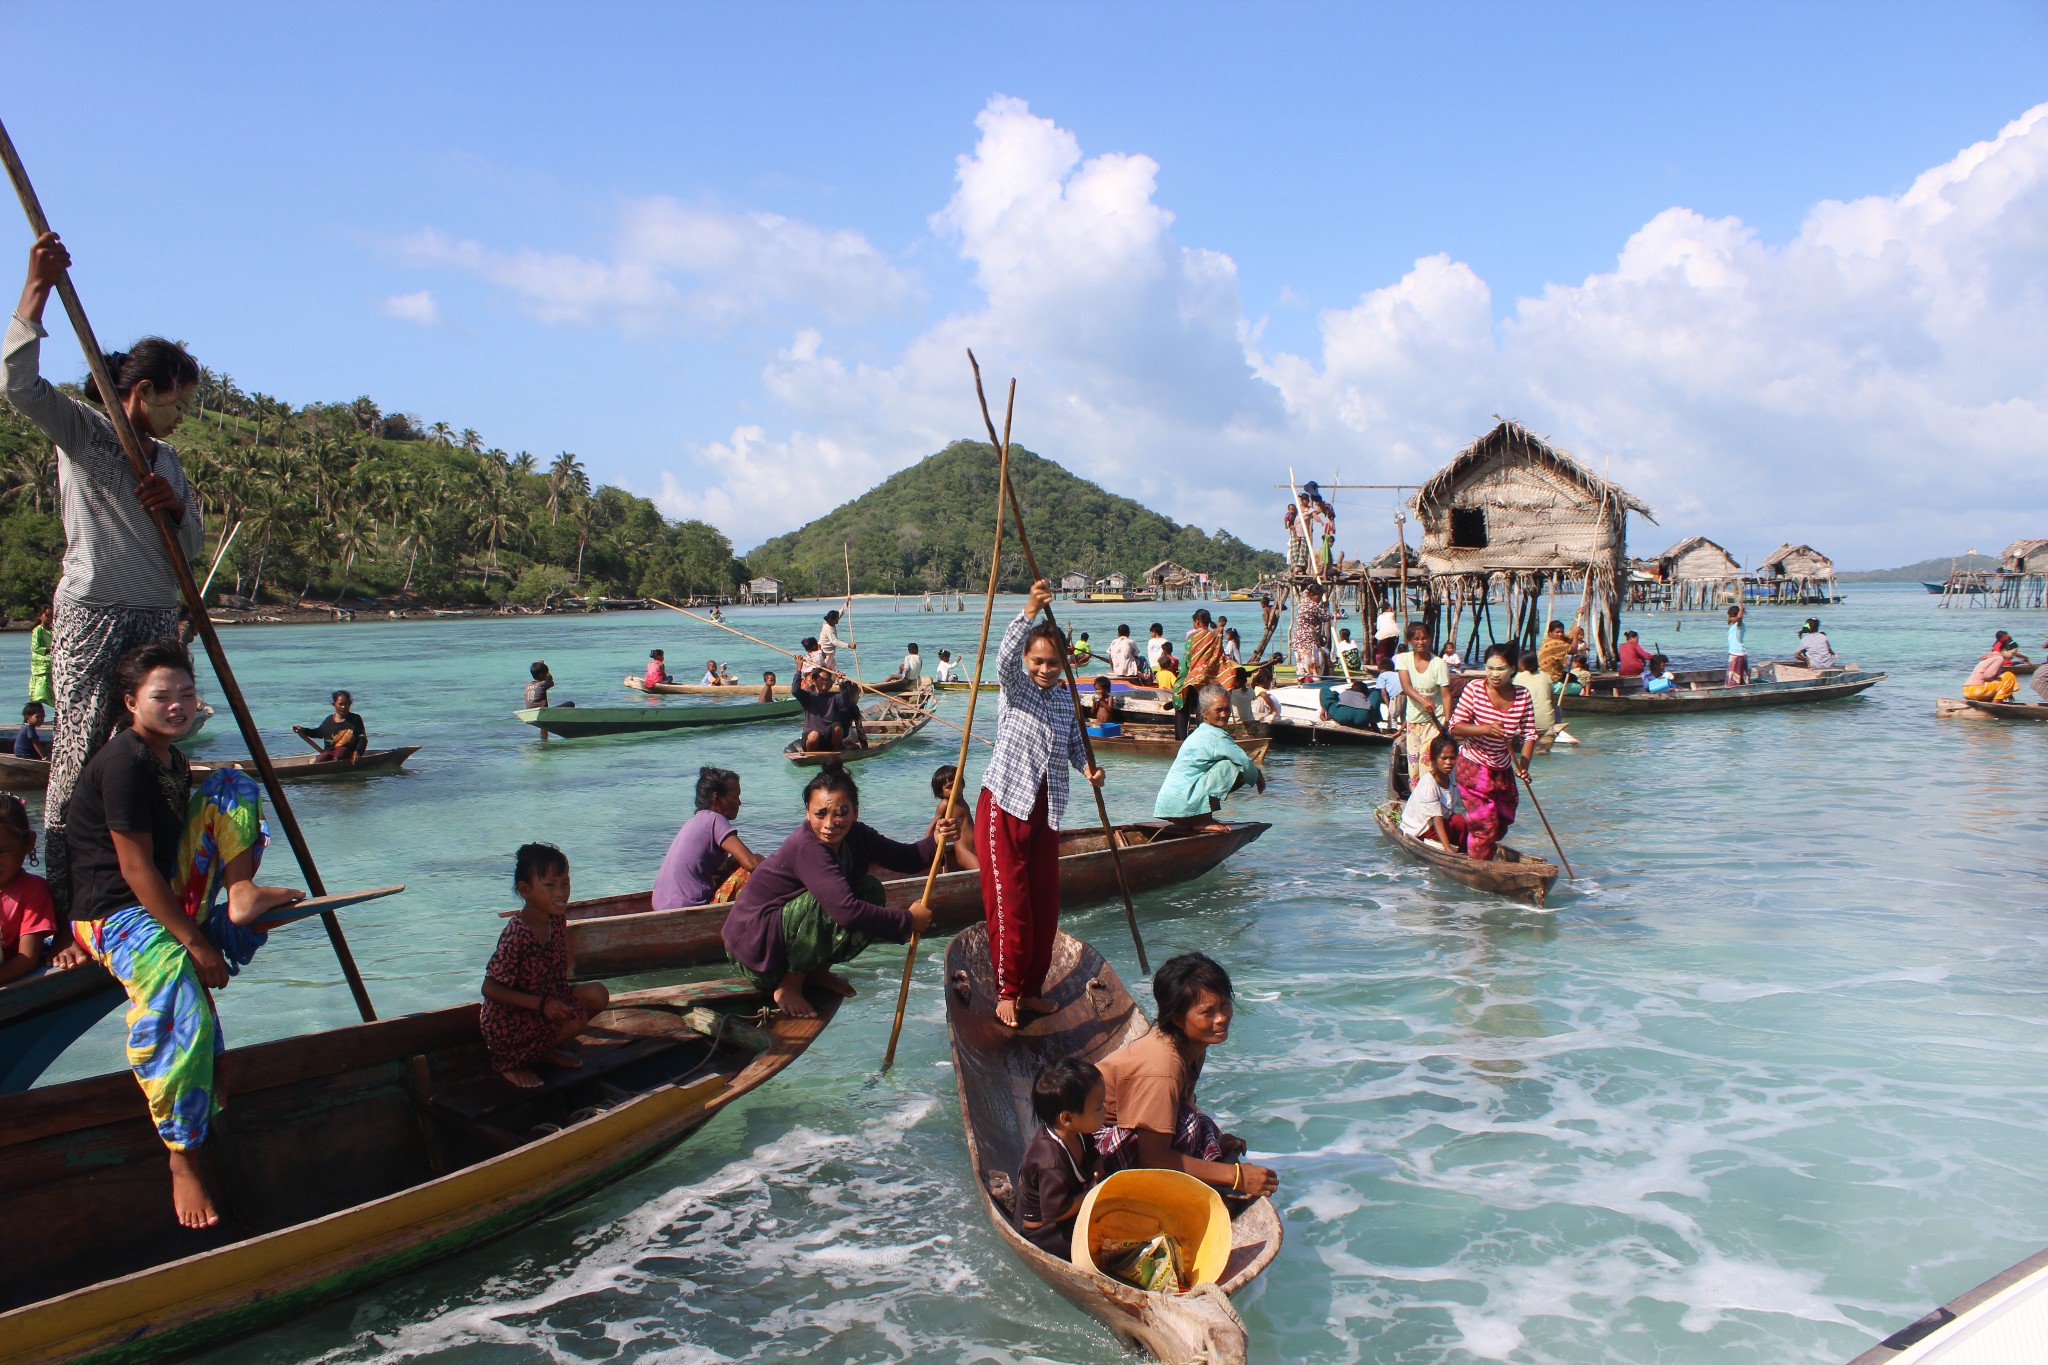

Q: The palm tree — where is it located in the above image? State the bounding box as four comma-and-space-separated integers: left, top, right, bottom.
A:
331, 508, 374, 603
459, 428, 483, 455
510, 450, 538, 476
546, 451, 588, 524
470, 462, 525, 588
569, 492, 599, 584
428, 421, 453, 448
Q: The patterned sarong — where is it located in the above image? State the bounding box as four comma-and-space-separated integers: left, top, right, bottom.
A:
71, 769, 268, 1150
1095, 1106, 1227, 1174
728, 872, 883, 994
1453, 755, 1519, 862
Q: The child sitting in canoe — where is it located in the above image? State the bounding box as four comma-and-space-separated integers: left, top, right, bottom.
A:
14, 701, 48, 760
933, 649, 959, 684
1086, 675, 1116, 727
701, 660, 737, 686
645, 650, 672, 687
757, 670, 778, 704
1153, 685, 1263, 833
926, 764, 979, 871
720, 765, 950, 1018
481, 842, 609, 1089
1400, 734, 1465, 850
1016, 1056, 1105, 1258
1644, 655, 1676, 693
1095, 952, 1278, 1199
0, 794, 56, 985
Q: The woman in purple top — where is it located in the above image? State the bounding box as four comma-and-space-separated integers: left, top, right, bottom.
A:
653, 767, 763, 909
720, 765, 954, 1018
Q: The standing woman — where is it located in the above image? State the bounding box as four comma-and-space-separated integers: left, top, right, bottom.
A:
1446, 643, 1536, 861
65, 640, 302, 1229
1175, 608, 1225, 741
979, 578, 1105, 1029
27, 604, 55, 711
1290, 581, 1331, 684
6, 231, 204, 919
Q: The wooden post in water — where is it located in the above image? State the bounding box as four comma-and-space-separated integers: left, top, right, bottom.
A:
0, 117, 375, 1021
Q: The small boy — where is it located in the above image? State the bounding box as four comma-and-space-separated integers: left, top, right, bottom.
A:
1725, 604, 1748, 686
927, 764, 978, 870
1016, 1057, 1105, 1259
524, 661, 554, 707
14, 703, 48, 760
757, 670, 779, 704
1154, 649, 1180, 692
1069, 633, 1092, 667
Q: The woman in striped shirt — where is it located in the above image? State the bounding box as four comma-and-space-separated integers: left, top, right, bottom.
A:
1446, 644, 1536, 861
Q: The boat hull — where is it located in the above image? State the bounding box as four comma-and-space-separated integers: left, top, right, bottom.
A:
1938, 696, 2048, 721
567, 820, 1268, 979
195, 746, 420, 781
0, 980, 833, 1365
515, 699, 801, 737
783, 684, 936, 765
944, 925, 1280, 1362
1378, 752, 1558, 905
1560, 670, 1884, 715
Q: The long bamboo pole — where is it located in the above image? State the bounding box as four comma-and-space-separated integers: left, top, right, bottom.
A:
969, 350, 1148, 976
841, 541, 862, 684
649, 599, 991, 747
0, 118, 375, 1021
881, 381, 1015, 1070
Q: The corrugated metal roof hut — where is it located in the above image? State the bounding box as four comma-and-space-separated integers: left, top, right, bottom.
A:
1098, 570, 1130, 592
1058, 570, 1091, 596
1410, 420, 1652, 665
741, 575, 785, 604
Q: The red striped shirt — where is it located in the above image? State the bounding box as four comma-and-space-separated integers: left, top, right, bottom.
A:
1449, 681, 1534, 768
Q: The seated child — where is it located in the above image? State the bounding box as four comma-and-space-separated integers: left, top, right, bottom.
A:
1016, 1057, 1106, 1259
14, 702, 48, 760
933, 649, 959, 684
1087, 675, 1116, 726
757, 670, 779, 703
926, 763, 979, 871
481, 843, 610, 1088
645, 649, 673, 687
1644, 654, 1676, 693
0, 794, 55, 985
1400, 735, 1465, 849
1154, 650, 1180, 692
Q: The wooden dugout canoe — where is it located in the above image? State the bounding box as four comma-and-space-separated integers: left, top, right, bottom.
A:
1558, 668, 1885, 715
1935, 696, 2048, 721
565, 820, 1269, 980
626, 675, 793, 697
1377, 750, 1558, 907
1085, 731, 1271, 765
0, 747, 421, 791
0, 978, 836, 1365
945, 924, 1281, 1363
783, 684, 935, 766
514, 696, 801, 737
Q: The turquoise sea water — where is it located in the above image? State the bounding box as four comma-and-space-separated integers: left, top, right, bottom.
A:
8, 583, 2046, 1364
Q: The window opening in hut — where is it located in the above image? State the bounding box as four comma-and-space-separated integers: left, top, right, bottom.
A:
1450, 506, 1488, 549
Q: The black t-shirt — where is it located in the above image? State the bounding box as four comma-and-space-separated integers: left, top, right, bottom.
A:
66, 728, 190, 924
1015, 1126, 1098, 1259
307, 710, 368, 754
796, 684, 839, 730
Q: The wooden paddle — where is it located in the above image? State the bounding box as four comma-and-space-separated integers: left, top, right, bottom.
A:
881, 379, 1014, 1071
0, 117, 377, 1023
969, 350, 1149, 977
1518, 770, 1575, 880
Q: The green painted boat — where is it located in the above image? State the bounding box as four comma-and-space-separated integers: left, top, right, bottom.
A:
514, 697, 801, 737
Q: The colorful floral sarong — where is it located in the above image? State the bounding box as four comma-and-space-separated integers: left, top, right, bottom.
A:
1453, 755, 1519, 862
71, 769, 268, 1151
1095, 1106, 1227, 1174
728, 872, 883, 994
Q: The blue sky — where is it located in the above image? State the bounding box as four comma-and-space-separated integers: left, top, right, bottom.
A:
9, 2, 2047, 567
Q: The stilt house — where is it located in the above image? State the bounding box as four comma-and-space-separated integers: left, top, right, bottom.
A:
1654, 536, 1743, 610
1144, 560, 1197, 600
1753, 544, 1838, 605
1410, 420, 1652, 666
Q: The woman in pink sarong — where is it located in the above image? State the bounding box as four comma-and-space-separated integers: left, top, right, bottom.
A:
1447, 644, 1536, 860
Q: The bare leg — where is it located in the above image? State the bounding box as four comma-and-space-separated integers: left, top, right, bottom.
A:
167, 1148, 220, 1229
219, 849, 305, 926
772, 971, 818, 1019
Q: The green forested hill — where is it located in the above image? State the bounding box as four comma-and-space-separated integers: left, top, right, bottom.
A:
743, 441, 1283, 596
1836, 554, 1999, 583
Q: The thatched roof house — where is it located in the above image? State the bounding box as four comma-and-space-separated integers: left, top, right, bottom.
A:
2001, 538, 2048, 574
1756, 544, 1834, 580
1409, 420, 1651, 663
1370, 541, 1422, 571
1058, 570, 1091, 594
1097, 570, 1130, 592
1144, 560, 1194, 589
1656, 536, 1742, 582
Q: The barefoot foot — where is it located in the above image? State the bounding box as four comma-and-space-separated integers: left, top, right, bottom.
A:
500, 1067, 544, 1089
995, 998, 1022, 1029
772, 975, 819, 1019
227, 881, 306, 926
167, 1150, 220, 1229
543, 1048, 583, 1070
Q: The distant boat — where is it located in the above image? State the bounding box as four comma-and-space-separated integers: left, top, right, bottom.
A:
514, 697, 800, 738
1923, 582, 1946, 594
783, 683, 936, 766
1560, 663, 1884, 715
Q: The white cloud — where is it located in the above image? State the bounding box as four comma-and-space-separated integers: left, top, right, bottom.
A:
400, 199, 912, 334
378, 289, 440, 326
419, 96, 2048, 566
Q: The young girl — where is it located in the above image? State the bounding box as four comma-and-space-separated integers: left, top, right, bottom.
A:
27, 604, 54, 711
64, 639, 302, 1228
481, 843, 609, 1089
1086, 675, 1116, 727
1399, 734, 1465, 850
979, 580, 1106, 1029
0, 794, 56, 985
645, 649, 672, 686
1095, 953, 1279, 1199
1725, 604, 1749, 686
722, 766, 947, 1018
1016, 1057, 1105, 1258
1644, 654, 1677, 693
927, 764, 979, 871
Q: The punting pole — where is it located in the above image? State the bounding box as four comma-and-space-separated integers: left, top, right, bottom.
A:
0, 117, 376, 1021
1519, 772, 1575, 879
881, 380, 1013, 1071
968, 349, 1149, 976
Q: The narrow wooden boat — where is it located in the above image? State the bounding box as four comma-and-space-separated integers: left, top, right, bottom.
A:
1086, 731, 1271, 766
783, 683, 935, 766
1849, 1244, 2048, 1362
0, 887, 406, 1095
1559, 666, 1884, 715
625, 675, 793, 697
1939, 697, 2048, 721
1376, 751, 1558, 906
944, 924, 1281, 1362
0, 752, 46, 791
566, 820, 1268, 979
195, 746, 421, 782
0, 977, 837, 1365
514, 696, 801, 738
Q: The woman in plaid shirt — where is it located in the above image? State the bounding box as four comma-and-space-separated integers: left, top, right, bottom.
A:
978, 579, 1106, 1028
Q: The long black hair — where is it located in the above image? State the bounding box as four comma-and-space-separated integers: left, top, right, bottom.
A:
0, 793, 38, 866
1153, 952, 1233, 1041
695, 766, 739, 811
83, 338, 199, 404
